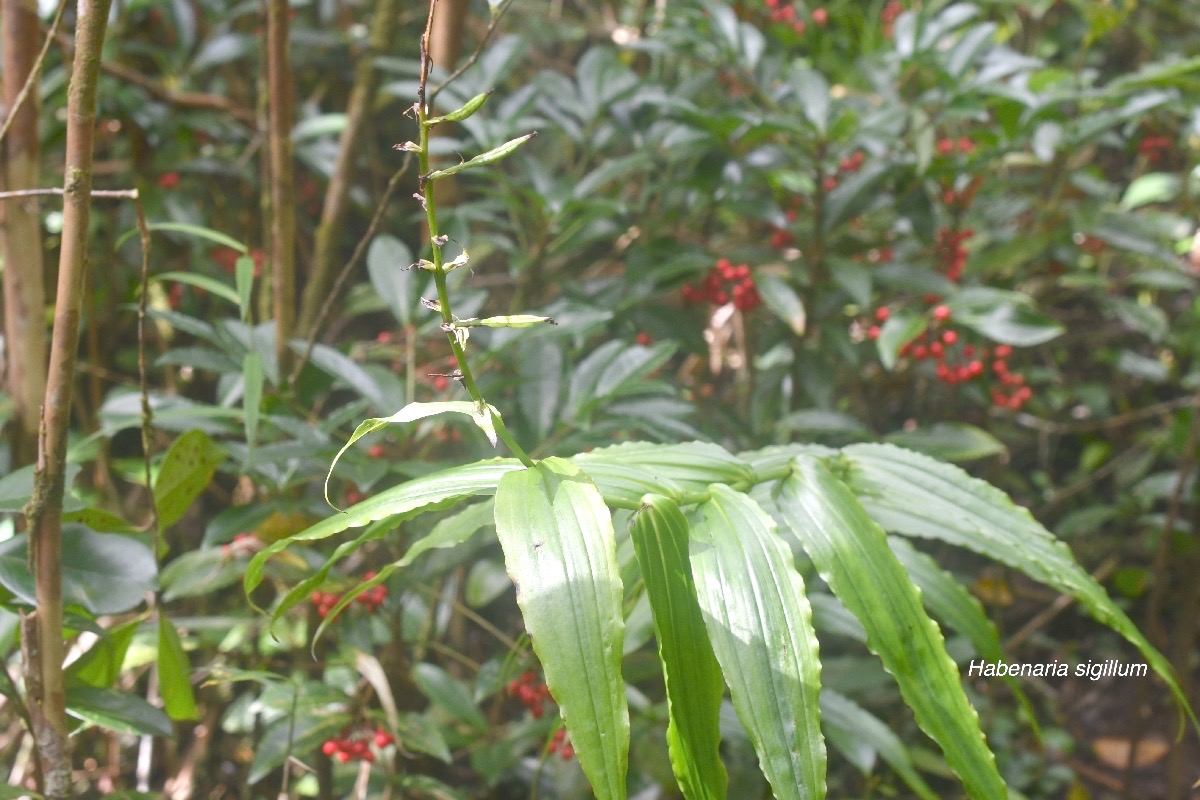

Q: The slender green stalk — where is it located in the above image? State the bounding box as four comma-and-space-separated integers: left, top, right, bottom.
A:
414, 3, 534, 468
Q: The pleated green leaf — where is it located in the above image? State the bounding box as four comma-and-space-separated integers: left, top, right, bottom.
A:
690, 484, 825, 800
494, 458, 629, 800
630, 495, 726, 800
841, 442, 1194, 727
244, 459, 519, 599
774, 456, 1006, 800
575, 441, 754, 494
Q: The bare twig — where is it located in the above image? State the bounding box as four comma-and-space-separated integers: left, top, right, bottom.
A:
24, 2, 115, 795
0, 187, 138, 200
288, 159, 412, 388
0, 0, 68, 148
429, 0, 516, 104
267, 0, 298, 375
49, 29, 256, 127
1012, 396, 1199, 435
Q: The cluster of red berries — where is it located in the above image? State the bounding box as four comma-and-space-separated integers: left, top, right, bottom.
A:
547, 728, 575, 761
936, 137, 976, 157
1137, 134, 1172, 163
310, 572, 388, 619
508, 671, 553, 719
867, 305, 1032, 411
682, 259, 761, 312
763, 0, 827, 34
321, 725, 395, 764
936, 227, 974, 283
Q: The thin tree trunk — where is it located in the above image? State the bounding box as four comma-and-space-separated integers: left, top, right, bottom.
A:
267, 0, 296, 374
23, 1, 114, 797
296, 0, 401, 338
1, 0, 50, 467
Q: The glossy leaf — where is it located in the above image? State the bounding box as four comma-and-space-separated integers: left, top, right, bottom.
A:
494, 458, 629, 800
574, 441, 754, 495
0, 527, 155, 614
630, 495, 727, 800
774, 456, 1006, 799
690, 485, 825, 800
66, 686, 173, 737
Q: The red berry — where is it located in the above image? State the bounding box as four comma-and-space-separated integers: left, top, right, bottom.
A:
941, 329, 958, 345
992, 359, 1008, 374
367, 444, 384, 459
931, 305, 951, 322
929, 341, 944, 358
375, 331, 393, 344
867, 325, 881, 340
874, 306, 890, 322
337, 751, 351, 763
433, 376, 449, 391
912, 345, 928, 360
811, 7, 828, 25
993, 344, 1012, 358
322, 740, 339, 756
822, 176, 838, 191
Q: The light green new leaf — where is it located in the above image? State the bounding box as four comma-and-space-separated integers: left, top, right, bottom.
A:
630, 495, 726, 800
158, 616, 199, 721
774, 456, 1006, 799
494, 458, 629, 800
244, 459, 520, 600
154, 429, 226, 529
690, 485, 825, 800
841, 443, 1196, 729
324, 401, 501, 506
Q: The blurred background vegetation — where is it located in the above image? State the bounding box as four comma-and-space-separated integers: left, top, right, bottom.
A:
1, 0, 1199, 797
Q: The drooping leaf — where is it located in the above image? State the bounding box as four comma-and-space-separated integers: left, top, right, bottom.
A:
574, 441, 754, 496
840, 443, 1196, 730
323, 401, 504, 506
158, 616, 199, 721
690, 485, 825, 800
774, 456, 1006, 799
494, 458, 629, 800
244, 459, 520, 600
630, 495, 727, 800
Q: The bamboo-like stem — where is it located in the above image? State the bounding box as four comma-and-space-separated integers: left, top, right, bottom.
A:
23, 1, 114, 796
267, 0, 297, 376
415, 0, 533, 467
1, 0, 56, 466
296, 0, 402, 338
